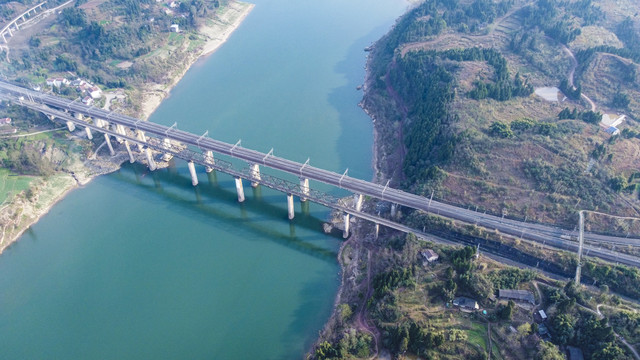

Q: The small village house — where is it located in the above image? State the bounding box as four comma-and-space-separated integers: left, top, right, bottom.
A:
453, 297, 479, 310
420, 249, 439, 263
0, 117, 11, 125
499, 289, 535, 305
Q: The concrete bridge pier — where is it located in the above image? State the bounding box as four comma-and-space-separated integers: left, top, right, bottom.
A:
145, 148, 157, 171
162, 138, 173, 161
300, 178, 310, 202
343, 213, 350, 238
93, 118, 103, 128
205, 150, 214, 173
287, 194, 295, 220
188, 161, 198, 186
113, 124, 124, 143
104, 133, 115, 156
250, 163, 261, 187
124, 141, 135, 163
135, 130, 146, 151
354, 193, 364, 212
2, 33, 6, 44
7, 27, 13, 37
85, 126, 93, 139
391, 203, 398, 218
375, 223, 380, 240
301, 200, 310, 216
66, 121, 75, 132
235, 177, 245, 202
207, 170, 217, 186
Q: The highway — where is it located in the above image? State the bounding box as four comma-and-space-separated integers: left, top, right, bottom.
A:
1, 80, 639, 267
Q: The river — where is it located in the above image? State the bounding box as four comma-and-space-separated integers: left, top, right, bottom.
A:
0, 0, 407, 358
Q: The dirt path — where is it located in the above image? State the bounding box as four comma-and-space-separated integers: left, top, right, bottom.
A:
560, 43, 596, 111
354, 248, 382, 359
0, 126, 66, 138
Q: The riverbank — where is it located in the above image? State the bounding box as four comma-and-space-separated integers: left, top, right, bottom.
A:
0, 1, 254, 255
139, 1, 255, 120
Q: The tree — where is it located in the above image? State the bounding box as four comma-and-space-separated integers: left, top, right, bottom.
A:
592, 342, 624, 360
498, 300, 515, 320
611, 91, 630, 109
489, 121, 514, 138
609, 176, 627, 193
551, 313, 574, 345
535, 341, 564, 360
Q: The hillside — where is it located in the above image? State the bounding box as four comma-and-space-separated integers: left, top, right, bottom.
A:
363, 0, 640, 230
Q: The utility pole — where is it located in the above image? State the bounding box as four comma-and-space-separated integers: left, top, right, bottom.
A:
575, 211, 584, 285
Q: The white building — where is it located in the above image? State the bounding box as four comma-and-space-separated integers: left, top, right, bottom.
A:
170, 24, 180, 32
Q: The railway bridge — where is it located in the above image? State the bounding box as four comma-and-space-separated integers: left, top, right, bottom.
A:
1, 80, 639, 268
0, 1, 47, 44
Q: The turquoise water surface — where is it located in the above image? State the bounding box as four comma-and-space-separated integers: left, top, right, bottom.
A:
0, 1, 407, 358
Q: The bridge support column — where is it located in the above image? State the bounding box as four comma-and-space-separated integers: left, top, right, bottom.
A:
188, 161, 198, 187
85, 126, 93, 139
235, 177, 245, 203
207, 170, 217, 186
205, 150, 214, 173
300, 178, 310, 202
162, 138, 173, 161
7, 28, 12, 37
113, 124, 124, 143
287, 194, 295, 220
250, 163, 261, 188
104, 133, 115, 156
391, 203, 397, 218
124, 141, 135, 164
354, 194, 364, 212
375, 223, 380, 240
66, 121, 75, 132
145, 148, 157, 171
343, 213, 350, 239
2, 33, 6, 44
136, 130, 146, 151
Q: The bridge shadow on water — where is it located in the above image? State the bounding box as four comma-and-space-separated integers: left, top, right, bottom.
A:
103, 162, 342, 264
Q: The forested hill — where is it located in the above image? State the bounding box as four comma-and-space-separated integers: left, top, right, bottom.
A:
363, 0, 640, 228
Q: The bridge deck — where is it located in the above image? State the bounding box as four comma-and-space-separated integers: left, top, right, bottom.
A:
1, 80, 639, 267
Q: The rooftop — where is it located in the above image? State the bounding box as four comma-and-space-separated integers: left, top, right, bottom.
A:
499, 289, 535, 304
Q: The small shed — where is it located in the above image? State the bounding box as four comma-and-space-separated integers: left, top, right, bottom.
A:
453, 297, 479, 310
605, 126, 620, 136
170, 24, 180, 32
499, 289, 535, 305
0, 117, 11, 125
539, 309, 547, 320
89, 86, 102, 99
420, 249, 439, 262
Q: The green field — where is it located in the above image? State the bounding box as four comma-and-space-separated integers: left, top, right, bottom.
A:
467, 322, 488, 352
0, 168, 33, 204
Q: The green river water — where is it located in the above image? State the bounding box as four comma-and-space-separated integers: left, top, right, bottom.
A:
0, 0, 407, 358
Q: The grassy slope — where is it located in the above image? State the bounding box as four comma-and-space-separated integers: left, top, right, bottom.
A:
366, 0, 640, 229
